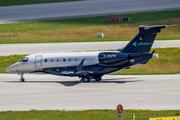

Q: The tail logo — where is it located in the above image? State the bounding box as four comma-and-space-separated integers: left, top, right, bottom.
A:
133, 42, 153, 47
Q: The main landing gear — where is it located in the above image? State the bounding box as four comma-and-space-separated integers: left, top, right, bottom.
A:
19, 73, 25, 82
80, 76, 102, 82
80, 76, 90, 82
94, 76, 102, 81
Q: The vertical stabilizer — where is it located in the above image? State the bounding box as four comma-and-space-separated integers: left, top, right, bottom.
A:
122, 25, 167, 53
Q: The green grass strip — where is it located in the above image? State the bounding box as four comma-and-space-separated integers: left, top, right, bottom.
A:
0, 38, 132, 44
1, 10, 180, 33
0, 10, 180, 44
0, 0, 83, 6
0, 109, 180, 120
1, 37, 180, 44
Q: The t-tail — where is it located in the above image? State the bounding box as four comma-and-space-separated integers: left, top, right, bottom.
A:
122, 25, 167, 53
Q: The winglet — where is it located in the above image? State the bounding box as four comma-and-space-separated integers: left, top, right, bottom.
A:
74, 58, 85, 73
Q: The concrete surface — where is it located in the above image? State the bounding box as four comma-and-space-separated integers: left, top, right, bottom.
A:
0, 40, 180, 56
0, 74, 180, 111
0, 0, 180, 24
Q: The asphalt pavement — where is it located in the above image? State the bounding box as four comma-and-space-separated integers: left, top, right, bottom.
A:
0, 40, 180, 55
0, 74, 180, 111
0, 0, 180, 24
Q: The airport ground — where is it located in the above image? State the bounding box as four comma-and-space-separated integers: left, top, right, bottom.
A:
0, 1, 180, 118
0, 10, 180, 44
1, 40, 180, 55
1, 74, 180, 111
0, 0, 180, 24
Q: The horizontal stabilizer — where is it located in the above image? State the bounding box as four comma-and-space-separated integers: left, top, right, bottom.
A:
167, 24, 178, 27
137, 60, 149, 65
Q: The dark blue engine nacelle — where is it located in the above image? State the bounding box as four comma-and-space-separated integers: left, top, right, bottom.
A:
98, 52, 130, 64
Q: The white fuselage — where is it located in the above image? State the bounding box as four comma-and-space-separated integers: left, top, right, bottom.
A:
42, 52, 99, 68
6, 51, 108, 73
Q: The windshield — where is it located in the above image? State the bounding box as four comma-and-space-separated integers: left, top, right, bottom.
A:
19, 57, 29, 62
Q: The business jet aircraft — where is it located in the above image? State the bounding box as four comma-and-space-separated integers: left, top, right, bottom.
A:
6, 25, 167, 82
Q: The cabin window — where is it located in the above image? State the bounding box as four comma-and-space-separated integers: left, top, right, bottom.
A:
63, 58, 66, 62
69, 58, 72, 62
19, 57, 29, 62
57, 59, 60, 62
51, 59, 54, 62
75, 58, 78, 61
45, 59, 47, 62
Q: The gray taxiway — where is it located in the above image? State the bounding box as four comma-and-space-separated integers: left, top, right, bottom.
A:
0, 0, 180, 24
0, 74, 180, 111
1, 40, 180, 56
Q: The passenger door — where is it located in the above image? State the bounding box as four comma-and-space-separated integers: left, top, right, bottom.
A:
35, 55, 42, 71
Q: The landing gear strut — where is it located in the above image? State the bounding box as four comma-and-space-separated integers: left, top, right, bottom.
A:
80, 76, 90, 82
19, 73, 25, 82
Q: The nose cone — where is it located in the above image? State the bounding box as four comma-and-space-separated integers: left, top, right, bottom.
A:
6, 64, 18, 73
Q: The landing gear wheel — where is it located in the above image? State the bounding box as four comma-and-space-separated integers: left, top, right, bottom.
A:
20, 73, 25, 82
81, 76, 90, 82
94, 76, 102, 81
20, 78, 25, 82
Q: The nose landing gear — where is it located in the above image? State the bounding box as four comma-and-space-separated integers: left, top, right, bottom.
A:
18, 73, 25, 82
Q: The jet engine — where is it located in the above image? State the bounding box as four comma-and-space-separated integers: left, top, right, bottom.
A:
98, 52, 130, 67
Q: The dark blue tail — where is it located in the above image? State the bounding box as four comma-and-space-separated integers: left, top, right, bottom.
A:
122, 25, 167, 53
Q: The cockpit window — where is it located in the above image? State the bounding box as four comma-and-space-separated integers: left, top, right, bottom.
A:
19, 57, 29, 62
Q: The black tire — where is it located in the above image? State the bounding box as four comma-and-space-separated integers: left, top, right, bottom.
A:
81, 76, 90, 82
20, 78, 25, 82
95, 76, 102, 81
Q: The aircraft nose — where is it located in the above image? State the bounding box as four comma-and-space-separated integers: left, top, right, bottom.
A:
6, 64, 17, 73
